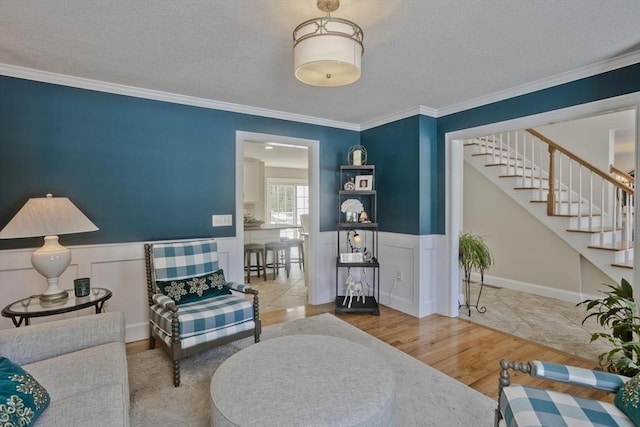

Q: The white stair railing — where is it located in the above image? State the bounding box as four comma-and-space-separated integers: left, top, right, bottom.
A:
468, 129, 635, 266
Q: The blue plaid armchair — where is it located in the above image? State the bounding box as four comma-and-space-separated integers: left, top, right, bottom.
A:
496, 359, 634, 426
144, 239, 260, 387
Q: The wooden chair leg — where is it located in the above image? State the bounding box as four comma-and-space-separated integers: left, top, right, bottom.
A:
149, 330, 156, 349
245, 250, 251, 283
257, 251, 262, 278
173, 359, 180, 387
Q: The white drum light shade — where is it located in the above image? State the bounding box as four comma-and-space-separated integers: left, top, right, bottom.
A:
293, 16, 364, 87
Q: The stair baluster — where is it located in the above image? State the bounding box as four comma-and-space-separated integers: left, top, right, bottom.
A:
464, 127, 634, 284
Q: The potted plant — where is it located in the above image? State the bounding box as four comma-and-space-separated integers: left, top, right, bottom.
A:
243, 214, 264, 229
578, 278, 640, 376
458, 232, 493, 315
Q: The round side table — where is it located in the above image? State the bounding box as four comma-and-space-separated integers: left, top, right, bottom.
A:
1, 288, 112, 327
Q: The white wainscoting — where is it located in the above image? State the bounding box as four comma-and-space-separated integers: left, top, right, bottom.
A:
318, 231, 449, 318
0, 232, 451, 341
0, 238, 239, 342
378, 233, 448, 318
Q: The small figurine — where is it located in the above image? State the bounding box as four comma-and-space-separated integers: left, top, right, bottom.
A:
343, 274, 365, 308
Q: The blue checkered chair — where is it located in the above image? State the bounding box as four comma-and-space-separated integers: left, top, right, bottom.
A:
144, 239, 260, 387
496, 359, 634, 426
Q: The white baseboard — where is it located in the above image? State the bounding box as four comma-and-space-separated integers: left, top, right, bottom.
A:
469, 272, 599, 303
126, 322, 150, 343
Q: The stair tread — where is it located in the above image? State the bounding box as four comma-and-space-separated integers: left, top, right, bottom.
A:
499, 175, 549, 180
611, 261, 634, 269
485, 163, 534, 170
464, 142, 503, 148
513, 187, 569, 191
554, 213, 602, 217
567, 227, 622, 233
470, 151, 511, 157
530, 200, 583, 204
589, 242, 634, 251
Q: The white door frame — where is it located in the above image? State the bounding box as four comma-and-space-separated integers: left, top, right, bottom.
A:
235, 131, 321, 304
443, 92, 640, 317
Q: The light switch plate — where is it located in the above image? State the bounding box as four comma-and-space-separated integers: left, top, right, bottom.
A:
212, 214, 233, 227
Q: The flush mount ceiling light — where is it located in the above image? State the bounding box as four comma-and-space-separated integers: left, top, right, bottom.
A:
293, 0, 364, 87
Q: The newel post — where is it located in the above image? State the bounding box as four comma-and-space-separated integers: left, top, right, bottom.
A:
547, 146, 556, 216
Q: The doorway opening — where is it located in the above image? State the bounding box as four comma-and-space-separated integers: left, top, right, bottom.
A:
236, 131, 320, 313
444, 94, 639, 360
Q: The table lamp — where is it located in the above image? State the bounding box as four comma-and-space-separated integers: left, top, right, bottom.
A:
348, 230, 363, 252
0, 194, 98, 301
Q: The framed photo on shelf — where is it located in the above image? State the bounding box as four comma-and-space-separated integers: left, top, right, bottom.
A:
355, 175, 373, 190
340, 252, 364, 263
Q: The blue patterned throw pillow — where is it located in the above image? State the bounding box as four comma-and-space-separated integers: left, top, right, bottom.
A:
615, 372, 640, 424
0, 357, 50, 426
157, 269, 231, 305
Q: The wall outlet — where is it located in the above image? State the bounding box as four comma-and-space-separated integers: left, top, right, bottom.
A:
212, 214, 233, 227
396, 270, 403, 282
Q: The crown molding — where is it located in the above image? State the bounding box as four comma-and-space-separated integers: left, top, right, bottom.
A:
436, 50, 640, 117
2, 50, 638, 132
359, 106, 419, 131
360, 105, 439, 131
0, 63, 361, 132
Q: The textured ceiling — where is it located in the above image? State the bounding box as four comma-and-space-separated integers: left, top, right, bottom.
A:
1, 0, 639, 126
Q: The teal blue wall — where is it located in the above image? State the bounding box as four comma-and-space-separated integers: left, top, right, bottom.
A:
419, 115, 439, 235
1, 63, 639, 248
361, 115, 438, 235
433, 63, 640, 234
361, 116, 420, 234
0, 77, 359, 249
362, 64, 639, 235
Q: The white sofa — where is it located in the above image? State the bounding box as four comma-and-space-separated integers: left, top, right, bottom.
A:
0, 312, 130, 426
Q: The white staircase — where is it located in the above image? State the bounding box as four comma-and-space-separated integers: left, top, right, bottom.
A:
464, 129, 634, 285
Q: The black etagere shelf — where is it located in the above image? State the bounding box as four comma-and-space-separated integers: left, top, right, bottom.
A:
335, 164, 380, 315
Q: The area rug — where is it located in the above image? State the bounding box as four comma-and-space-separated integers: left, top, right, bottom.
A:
128, 313, 496, 426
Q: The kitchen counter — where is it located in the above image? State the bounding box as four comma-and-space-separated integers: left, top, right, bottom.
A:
244, 225, 301, 244
244, 225, 301, 231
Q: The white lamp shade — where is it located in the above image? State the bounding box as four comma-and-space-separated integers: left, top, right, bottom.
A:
0, 194, 98, 239
293, 17, 364, 87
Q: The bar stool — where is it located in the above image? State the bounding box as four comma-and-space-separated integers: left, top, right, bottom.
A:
285, 238, 304, 276
264, 241, 288, 280
244, 243, 266, 283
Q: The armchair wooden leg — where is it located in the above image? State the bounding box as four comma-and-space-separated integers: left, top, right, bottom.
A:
173, 360, 180, 387
149, 328, 156, 349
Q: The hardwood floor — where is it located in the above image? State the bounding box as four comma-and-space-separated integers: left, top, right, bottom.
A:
127, 303, 613, 402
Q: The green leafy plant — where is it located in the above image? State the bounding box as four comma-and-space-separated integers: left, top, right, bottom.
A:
243, 214, 262, 224
578, 278, 640, 376
458, 232, 493, 315
458, 232, 493, 282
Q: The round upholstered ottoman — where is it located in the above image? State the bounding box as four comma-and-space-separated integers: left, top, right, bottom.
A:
210, 335, 396, 427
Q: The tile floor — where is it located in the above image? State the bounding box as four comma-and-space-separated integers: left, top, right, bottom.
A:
246, 264, 611, 364
458, 282, 610, 362
244, 263, 308, 313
